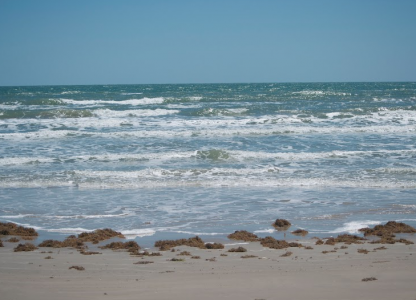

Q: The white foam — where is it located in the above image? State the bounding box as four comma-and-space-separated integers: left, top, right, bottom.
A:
223, 242, 250, 246
60, 97, 165, 106
1, 123, 415, 141
253, 229, 274, 234
93, 108, 179, 118
2, 172, 413, 189
0, 157, 55, 166
188, 96, 203, 101
1, 214, 36, 219
330, 221, 381, 234
2, 149, 415, 167
292, 90, 350, 96
46, 227, 93, 234
175, 230, 224, 236
121, 229, 156, 238
51, 213, 132, 220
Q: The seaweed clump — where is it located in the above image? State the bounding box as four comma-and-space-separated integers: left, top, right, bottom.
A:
38, 229, 124, 250
241, 255, 258, 259
14, 243, 38, 252
227, 230, 259, 242
205, 243, 225, 249
0, 222, 38, 237
77, 228, 124, 244
280, 251, 293, 257
359, 221, 416, 244
291, 229, 308, 236
154, 236, 224, 251
133, 251, 162, 257
322, 234, 366, 246
359, 221, 416, 238
7, 237, 20, 243
334, 234, 366, 244
99, 241, 140, 254
38, 236, 85, 249
369, 237, 414, 245
260, 236, 302, 249
69, 265, 85, 271
272, 219, 291, 230
134, 261, 154, 265
362, 277, 377, 282
228, 246, 247, 253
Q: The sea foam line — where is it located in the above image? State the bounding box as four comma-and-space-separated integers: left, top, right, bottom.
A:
1, 124, 415, 140
59, 97, 165, 106
1, 149, 415, 166
1, 176, 414, 189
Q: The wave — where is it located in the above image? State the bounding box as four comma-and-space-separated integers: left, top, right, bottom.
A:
185, 107, 249, 117
0, 213, 131, 219
121, 229, 156, 238
1, 123, 415, 140
45, 227, 93, 234
0, 108, 179, 121
60, 97, 165, 106
292, 90, 351, 96
329, 221, 381, 234
1, 170, 414, 189
1, 149, 415, 167
93, 108, 179, 118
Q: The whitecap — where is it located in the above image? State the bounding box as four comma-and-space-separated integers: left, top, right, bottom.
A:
121, 229, 156, 238
330, 221, 381, 234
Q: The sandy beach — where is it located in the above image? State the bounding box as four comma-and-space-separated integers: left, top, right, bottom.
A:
1, 233, 415, 300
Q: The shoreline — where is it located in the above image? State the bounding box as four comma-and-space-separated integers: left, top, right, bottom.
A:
1, 224, 416, 300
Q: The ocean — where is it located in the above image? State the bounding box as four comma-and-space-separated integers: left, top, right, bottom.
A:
0, 82, 415, 247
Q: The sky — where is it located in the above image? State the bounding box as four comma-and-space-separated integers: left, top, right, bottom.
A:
1, 0, 416, 86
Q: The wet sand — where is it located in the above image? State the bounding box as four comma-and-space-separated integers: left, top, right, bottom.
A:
1, 237, 415, 300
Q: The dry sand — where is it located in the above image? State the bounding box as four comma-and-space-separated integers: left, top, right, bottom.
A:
1, 237, 415, 300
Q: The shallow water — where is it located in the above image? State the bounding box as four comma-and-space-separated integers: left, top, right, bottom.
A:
1, 83, 415, 246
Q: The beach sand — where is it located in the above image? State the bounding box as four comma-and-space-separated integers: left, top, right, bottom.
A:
1, 236, 415, 300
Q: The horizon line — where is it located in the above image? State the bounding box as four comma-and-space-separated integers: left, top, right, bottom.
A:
1, 80, 416, 88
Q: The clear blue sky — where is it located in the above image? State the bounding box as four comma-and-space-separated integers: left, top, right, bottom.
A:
1, 0, 415, 86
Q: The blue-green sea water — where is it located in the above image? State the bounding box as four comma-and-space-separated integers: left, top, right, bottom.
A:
1, 82, 415, 246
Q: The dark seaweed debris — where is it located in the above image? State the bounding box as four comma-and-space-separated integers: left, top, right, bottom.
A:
38, 236, 85, 249
38, 229, 125, 250
362, 277, 377, 282
154, 236, 224, 251
227, 230, 259, 242
359, 221, 416, 238
291, 229, 308, 236
205, 243, 225, 249
260, 236, 302, 249
280, 251, 293, 257
133, 251, 162, 257
228, 246, 247, 253
241, 255, 258, 258
99, 241, 140, 254
77, 228, 124, 244
272, 219, 291, 230
69, 265, 85, 271
6, 237, 20, 243
14, 243, 38, 252
323, 234, 366, 246
0, 222, 38, 237
134, 261, 154, 264
155, 236, 205, 251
